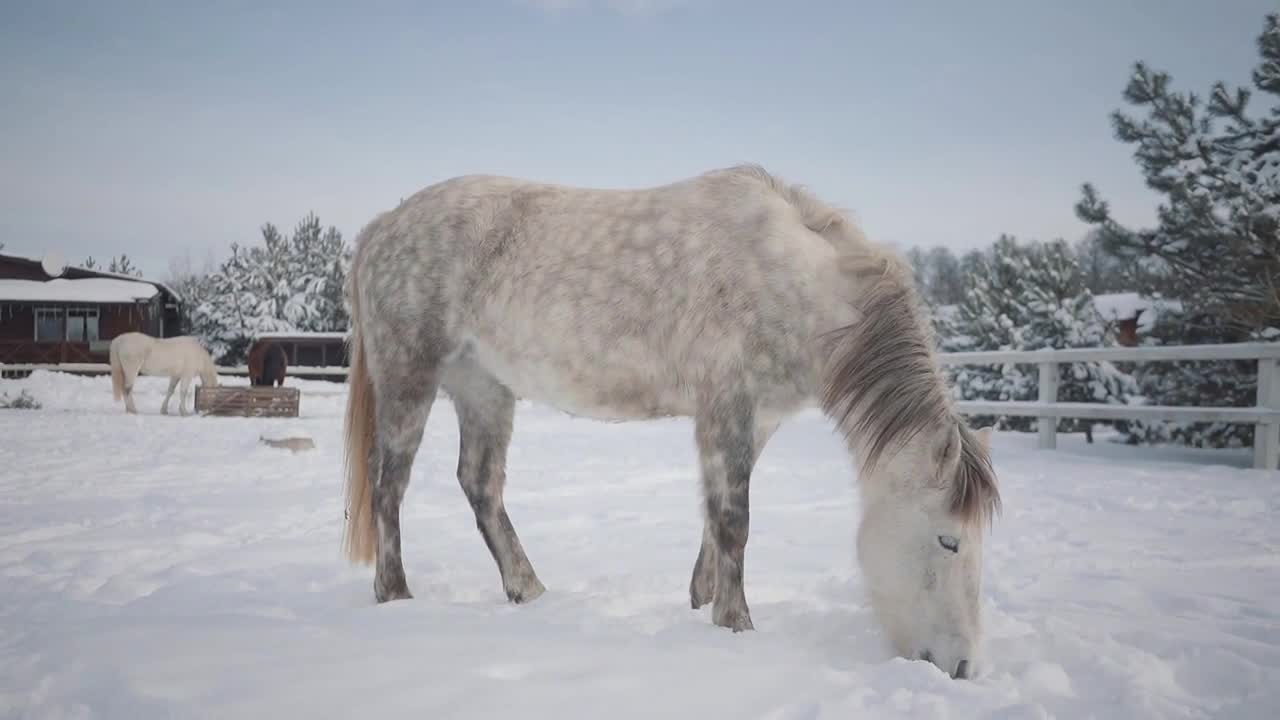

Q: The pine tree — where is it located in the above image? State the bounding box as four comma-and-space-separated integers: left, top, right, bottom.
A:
925, 247, 965, 306
1111, 306, 1259, 448
1076, 13, 1280, 335
190, 214, 350, 363
107, 254, 142, 277
940, 236, 1138, 435
1072, 230, 1137, 294
906, 247, 930, 302
941, 236, 1041, 431
82, 256, 98, 270
1072, 12, 1277, 449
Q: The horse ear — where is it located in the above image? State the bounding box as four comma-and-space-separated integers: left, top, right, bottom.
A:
932, 424, 962, 477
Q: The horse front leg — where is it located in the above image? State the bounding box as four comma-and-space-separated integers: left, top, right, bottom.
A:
178, 375, 192, 416
124, 384, 138, 414
161, 376, 179, 415
693, 394, 775, 632
123, 368, 139, 414
691, 412, 778, 612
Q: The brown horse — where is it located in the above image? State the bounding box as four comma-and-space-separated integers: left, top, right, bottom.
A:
248, 341, 288, 387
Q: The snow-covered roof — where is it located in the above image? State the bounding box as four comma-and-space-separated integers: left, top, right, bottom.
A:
1094, 292, 1183, 332
0, 252, 183, 303
0, 277, 160, 303
82, 268, 183, 303
255, 331, 349, 340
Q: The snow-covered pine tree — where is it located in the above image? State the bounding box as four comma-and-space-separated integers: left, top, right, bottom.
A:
906, 247, 930, 302
940, 235, 1039, 431
925, 246, 966, 306
1076, 12, 1279, 336
1073, 230, 1137, 294
1111, 305, 1259, 448
940, 236, 1137, 435
287, 213, 351, 332
1021, 241, 1139, 437
190, 214, 350, 363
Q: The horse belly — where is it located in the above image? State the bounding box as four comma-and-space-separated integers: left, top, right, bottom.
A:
464, 336, 695, 421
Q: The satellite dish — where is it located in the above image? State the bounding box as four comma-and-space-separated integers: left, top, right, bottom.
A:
41, 250, 66, 278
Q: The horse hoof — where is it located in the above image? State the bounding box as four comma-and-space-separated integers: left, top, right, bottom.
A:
506, 576, 546, 604
374, 586, 413, 603
713, 607, 755, 633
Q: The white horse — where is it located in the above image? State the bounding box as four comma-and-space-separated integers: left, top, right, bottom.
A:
109, 332, 219, 416
341, 165, 1001, 678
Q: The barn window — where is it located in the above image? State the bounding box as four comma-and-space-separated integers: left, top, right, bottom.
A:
66, 308, 100, 342
34, 307, 64, 342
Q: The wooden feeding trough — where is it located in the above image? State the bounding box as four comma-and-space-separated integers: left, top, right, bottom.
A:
195, 385, 301, 418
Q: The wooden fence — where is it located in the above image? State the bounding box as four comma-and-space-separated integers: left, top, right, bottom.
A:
938, 342, 1280, 470
5, 342, 1279, 469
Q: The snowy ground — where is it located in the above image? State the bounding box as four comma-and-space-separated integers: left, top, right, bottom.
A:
1, 371, 1277, 719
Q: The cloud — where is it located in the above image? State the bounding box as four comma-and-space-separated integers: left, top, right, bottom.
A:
514, 0, 688, 16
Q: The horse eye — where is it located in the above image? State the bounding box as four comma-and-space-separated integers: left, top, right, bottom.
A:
938, 535, 960, 553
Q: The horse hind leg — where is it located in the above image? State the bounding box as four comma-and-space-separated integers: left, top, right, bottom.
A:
443, 359, 545, 603
370, 356, 441, 603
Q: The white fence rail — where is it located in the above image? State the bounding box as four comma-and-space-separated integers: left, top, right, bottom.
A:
938, 342, 1280, 471
4, 342, 1279, 469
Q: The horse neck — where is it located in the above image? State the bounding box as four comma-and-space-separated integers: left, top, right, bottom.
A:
818, 261, 954, 481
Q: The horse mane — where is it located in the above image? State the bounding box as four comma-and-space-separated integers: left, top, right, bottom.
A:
733, 164, 1000, 526
953, 423, 1001, 527
720, 164, 868, 254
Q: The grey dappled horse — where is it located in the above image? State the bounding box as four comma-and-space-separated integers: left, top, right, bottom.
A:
340, 165, 1001, 679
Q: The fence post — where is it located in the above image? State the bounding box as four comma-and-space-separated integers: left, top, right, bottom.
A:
1038, 360, 1058, 450
1254, 357, 1279, 471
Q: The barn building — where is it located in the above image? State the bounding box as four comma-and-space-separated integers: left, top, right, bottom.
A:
249, 331, 349, 370
0, 252, 183, 364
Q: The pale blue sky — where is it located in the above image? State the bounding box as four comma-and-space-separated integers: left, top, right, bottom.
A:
1, 0, 1273, 278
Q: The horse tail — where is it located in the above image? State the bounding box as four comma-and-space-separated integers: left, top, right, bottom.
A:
109, 340, 125, 401
342, 269, 377, 566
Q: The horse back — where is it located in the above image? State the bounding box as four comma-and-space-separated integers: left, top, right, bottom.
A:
351, 168, 849, 419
